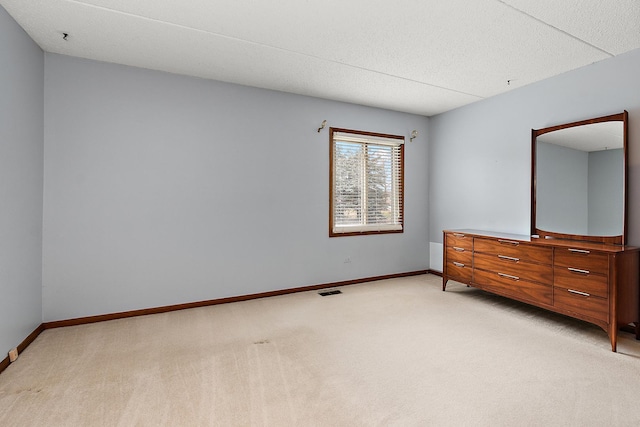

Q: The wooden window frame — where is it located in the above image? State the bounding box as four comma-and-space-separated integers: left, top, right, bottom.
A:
329, 127, 405, 237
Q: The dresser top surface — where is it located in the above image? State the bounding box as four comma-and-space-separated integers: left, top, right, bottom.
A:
444, 229, 639, 253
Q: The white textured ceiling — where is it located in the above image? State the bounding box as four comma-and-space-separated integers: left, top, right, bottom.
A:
2, 0, 639, 116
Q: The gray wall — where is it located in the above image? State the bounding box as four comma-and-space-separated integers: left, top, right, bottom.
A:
0, 7, 44, 354
429, 47, 640, 269
42, 54, 429, 321
8, 4, 639, 325
536, 142, 588, 235
588, 148, 624, 236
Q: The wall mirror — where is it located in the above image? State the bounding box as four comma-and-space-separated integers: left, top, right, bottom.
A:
531, 111, 628, 245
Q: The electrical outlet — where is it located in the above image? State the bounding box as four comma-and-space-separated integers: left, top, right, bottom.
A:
8, 348, 18, 363
344, 257, 351, 263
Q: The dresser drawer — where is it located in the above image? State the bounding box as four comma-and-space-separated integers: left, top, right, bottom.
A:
474, 252, 552, 285
473, 269, 552, 305
474, 237, 552, 264
446, 260, 472, 283
553, 287, 608, 323
553, 266, 608, 299
445, 232, 473, 251
446, 246, 472, 265
554, 248, 608, 275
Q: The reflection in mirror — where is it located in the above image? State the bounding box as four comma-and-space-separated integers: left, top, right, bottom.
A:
536, 122, 623, 236
531, 112, 628, 245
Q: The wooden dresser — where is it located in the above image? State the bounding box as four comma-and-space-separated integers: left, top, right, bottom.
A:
443, 229, 640, 351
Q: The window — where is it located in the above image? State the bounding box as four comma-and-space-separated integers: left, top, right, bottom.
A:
330, 128, 404, 236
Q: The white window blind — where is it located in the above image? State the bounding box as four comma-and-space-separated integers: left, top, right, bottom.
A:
331, 129, 404, 235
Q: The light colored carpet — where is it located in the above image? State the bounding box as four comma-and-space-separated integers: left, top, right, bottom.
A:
1, 274, 640, 426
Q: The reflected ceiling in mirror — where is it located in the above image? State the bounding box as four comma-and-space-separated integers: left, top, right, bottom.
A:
536, 121, 623, 152
531, 112, 628, 245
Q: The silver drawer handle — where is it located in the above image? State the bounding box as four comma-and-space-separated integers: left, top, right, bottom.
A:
498, 255, 520, 262
453, 262, 465, 268
453, 233, 465, 237
568, 267, 590, 275
453, 247, 465, 252
568, 248, 590, 254
498, 239, 519, 246
498, 272, 520, 281
568, 289, 590, 297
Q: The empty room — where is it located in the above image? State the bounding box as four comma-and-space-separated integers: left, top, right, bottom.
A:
2, 1, 640, 425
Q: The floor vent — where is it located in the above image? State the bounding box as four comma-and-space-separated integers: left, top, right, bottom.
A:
319, 290, 342, 296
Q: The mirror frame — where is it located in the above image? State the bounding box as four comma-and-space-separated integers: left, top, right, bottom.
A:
531, 111, 628, 245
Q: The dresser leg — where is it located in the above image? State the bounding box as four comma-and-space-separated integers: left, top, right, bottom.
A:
442, 277, 448, 291
636, 322, 640, 340
609, 325, 618, 352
